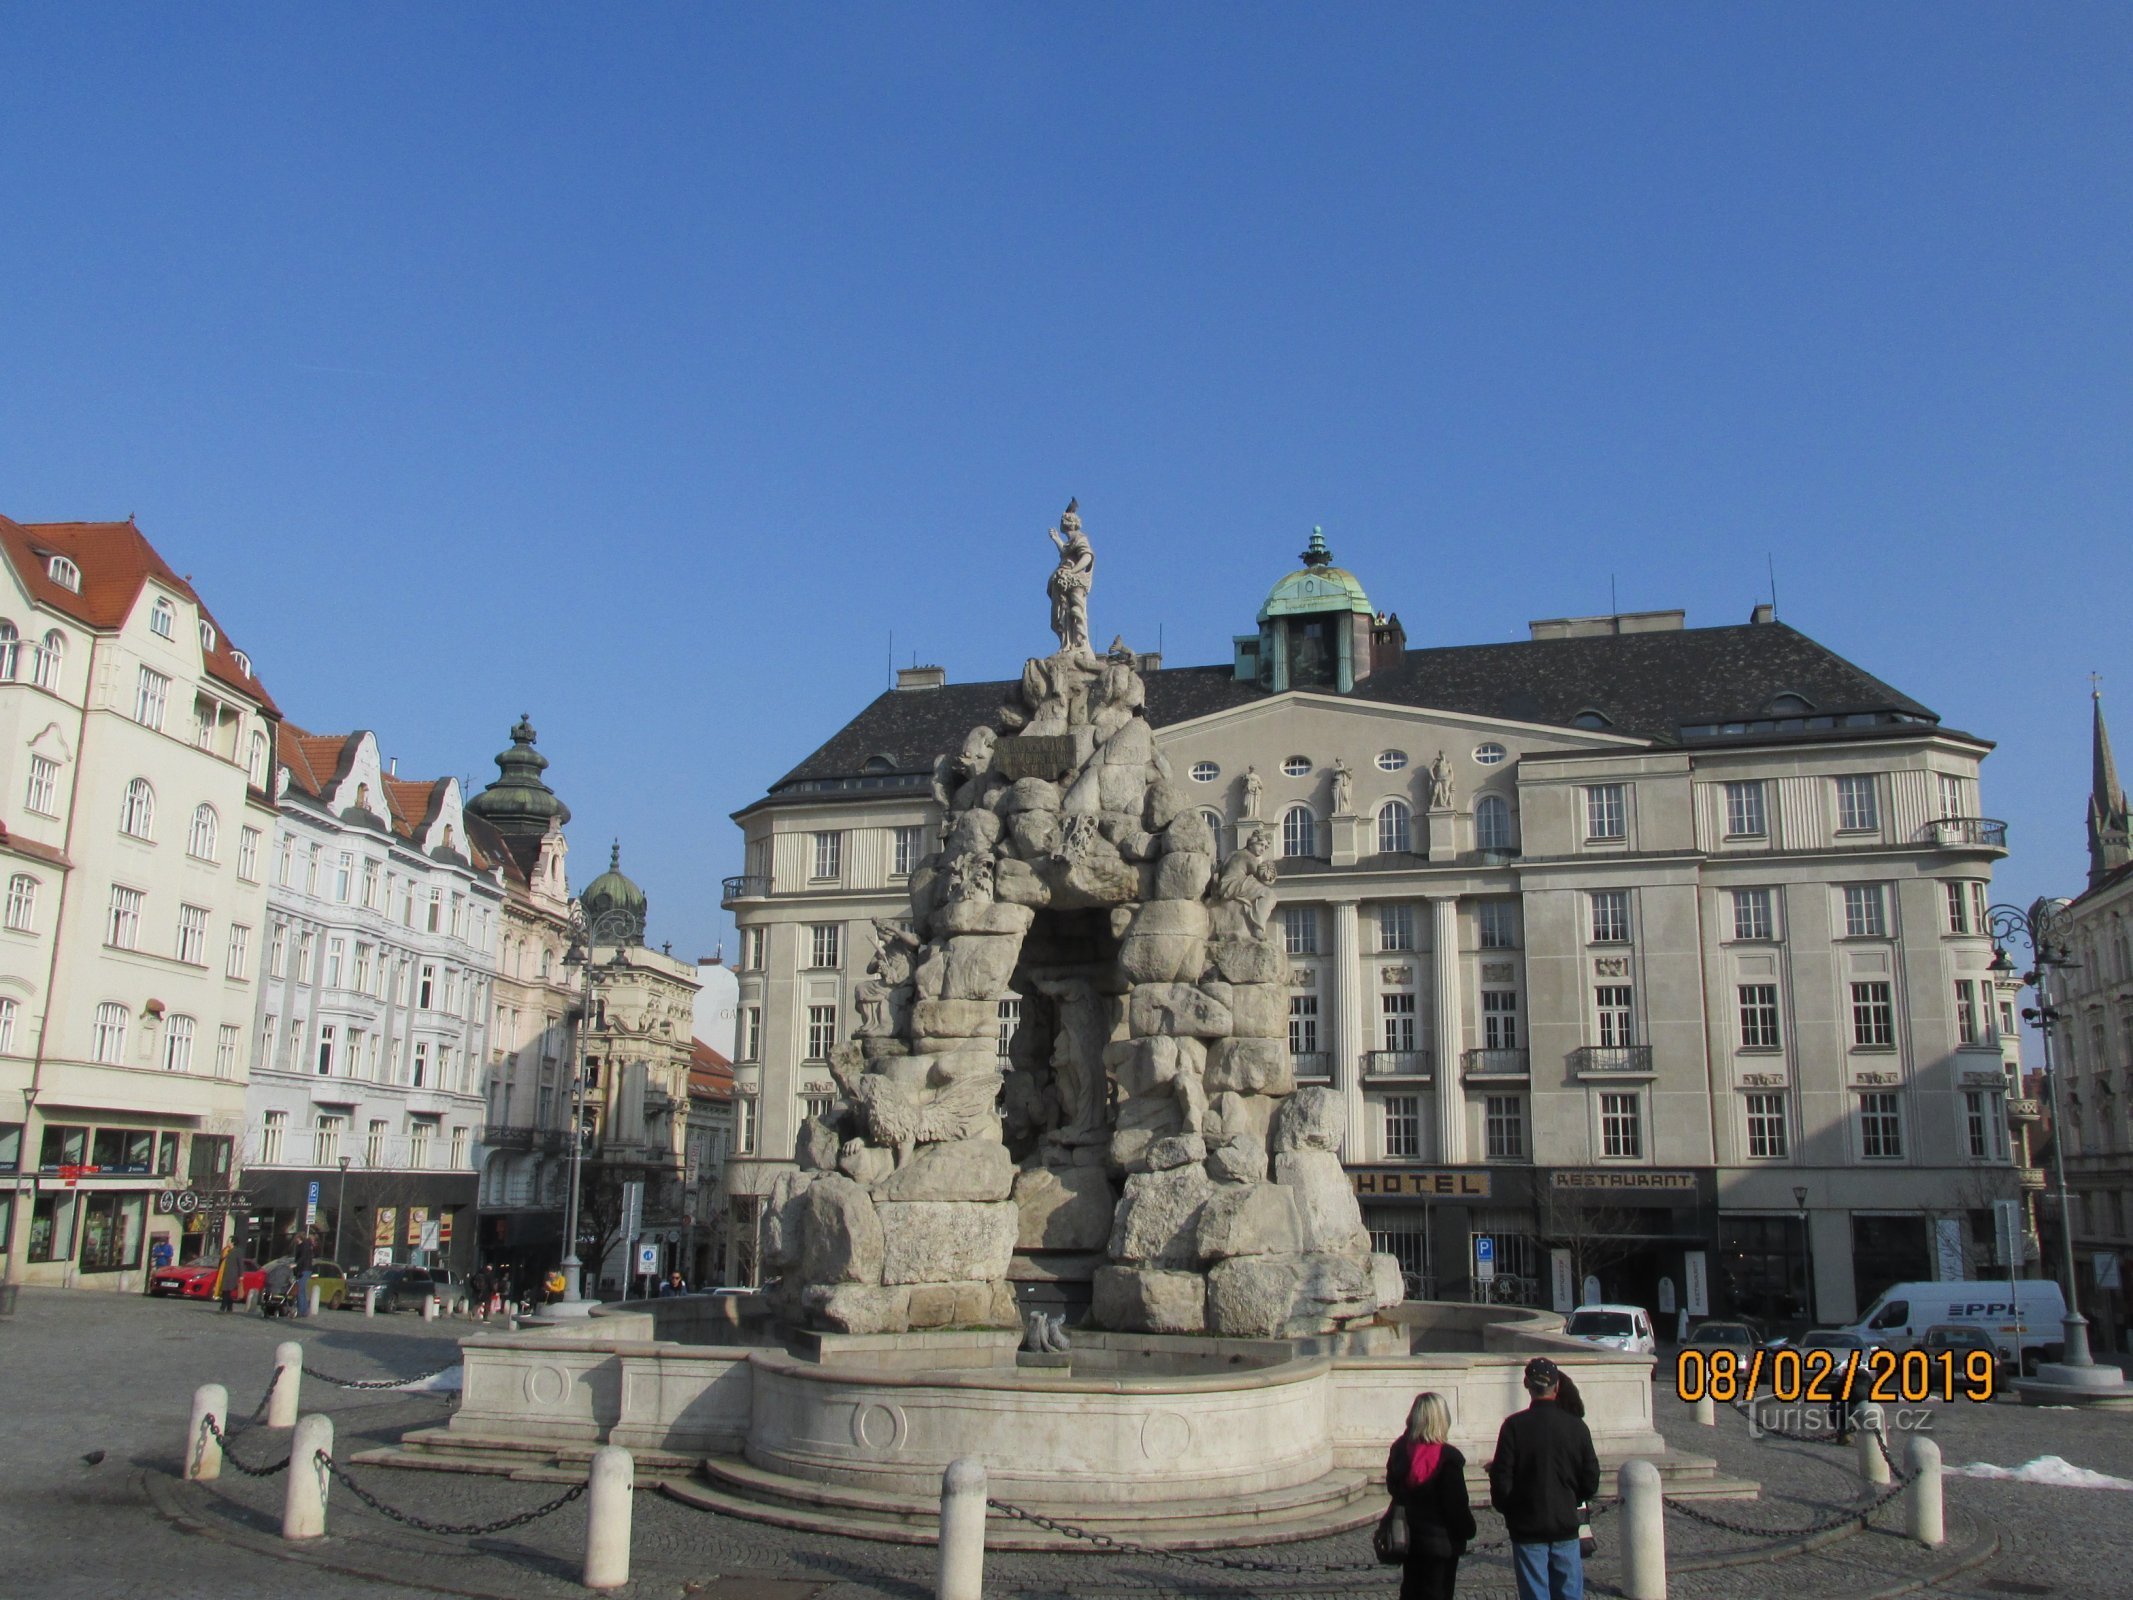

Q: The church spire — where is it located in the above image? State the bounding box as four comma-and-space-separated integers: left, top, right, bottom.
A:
2090, 686, 2132, 887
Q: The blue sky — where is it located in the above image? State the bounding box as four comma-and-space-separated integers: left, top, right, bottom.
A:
3, 6, 2127, 961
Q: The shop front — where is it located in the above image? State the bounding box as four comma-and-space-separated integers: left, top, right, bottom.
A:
1349, 1166, 1545, 1304
244, 1169, 477, 1277
1538, 1168, 1718, 1329
8, 1116, 235, 1289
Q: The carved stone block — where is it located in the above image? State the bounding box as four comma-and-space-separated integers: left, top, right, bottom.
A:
876, 1138, 1015, 1203
1108, 1164, 1215, 1268
1091, 1265, 1206, 1335
1129, 981, 1233, 1039
877, 1200, 1019, 1286
1204, 1037, 1293, 1095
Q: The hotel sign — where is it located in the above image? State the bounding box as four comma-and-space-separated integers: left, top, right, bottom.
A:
1351, 1169, 1490, 1199
1549, 1170, 1698, 1192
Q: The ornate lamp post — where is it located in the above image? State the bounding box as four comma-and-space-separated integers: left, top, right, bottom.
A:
0, 1085, 41, 1319
558, 907, 637, 1304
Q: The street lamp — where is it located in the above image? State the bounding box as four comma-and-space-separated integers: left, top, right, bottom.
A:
558, 907, 638, 1304
0, 1085, 41, 1319
1989, 896, 2114, 1384
333, 1155, 353, 1267
1793, 1185, 1812, 1322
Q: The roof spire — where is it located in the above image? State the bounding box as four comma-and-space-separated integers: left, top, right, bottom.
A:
2091, 682, 2132, 887
1300, 526, 1332, 568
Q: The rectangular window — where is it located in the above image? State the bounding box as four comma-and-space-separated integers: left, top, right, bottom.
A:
427, 888, 442, 932
365, 1120, 386, 1165
1383, 1095, 1421, 1159
1485, 1095, 1526, 1160
1589, 890, 1630, 943
324, 938, 344, 988
0, 996, 14, 1054
1600, 1092, 1643, 1158
1738, 984, 1781, 1050
314, 1114, 343, 1165
316, 1023, 337, 1075
1835, 775, 1879, 832
409, 1120, 434, 1167
298, 930, 315, 981
740, 1006, 762, 1062
1731, 888, 1774, 941
260, 1109, 287, 1165
1999, 998, 2018, 1038
1970, 881, 1988, 933
1850, 981, 1895, 1048
418, 963, 436, 1009
893, 826, 925, 877
996, 997, 1021, 1061
1585, 784, 1626, 841
1477, 901, 1519, 949
1965, 1090, 2007, 1160
354, 944, 372, 992
449, 895, 464, 939
225, 924, 250, 980
1843, 884, 1888, 938
1481, 991, 1519, 1049
28, 1193, 77, 1263
238, 826, 261, 881
1288, 995, 1320, 1055
1745, 1092, 1789, 1158
1377, 904, 1415, 953
361, 859, 379, 908
162, 1015, 194, 1073
1945, 882, 1971, 934
809, 924, 842, 969
5, 874, 36, 933
735, 1096, 757, 1155
1281, 905, 1320, 956
1595, 986, 1635, 1048
91, 1003, 127, 1063
1938, 774, 1965, 819
1723, 780, 1767, 838
133, 666, 169, 729
268, 924, 287, 979
215, 1025, 238, 1079
1859, 1092, 1903, 1159
743, 928, 767, 971
1380, 991, 1417, 1052
1955, 979, 1980, 1044
450, 1125, 469, 1167
812, 831, 843, 880
806, 1004, 838, 1060
23, 756, 57, 816
278, 834, 295, 886
106, 885, 142, 949
334, 852, 352, 902
77, 1192, 146, 1273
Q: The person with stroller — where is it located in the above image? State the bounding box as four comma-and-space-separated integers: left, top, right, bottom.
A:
260, 1257, 296, 1318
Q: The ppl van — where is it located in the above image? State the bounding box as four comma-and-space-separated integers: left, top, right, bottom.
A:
1845, 1281, 2067, 1369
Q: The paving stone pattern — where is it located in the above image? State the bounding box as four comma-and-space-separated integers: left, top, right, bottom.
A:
11, 1292, 2131, 1599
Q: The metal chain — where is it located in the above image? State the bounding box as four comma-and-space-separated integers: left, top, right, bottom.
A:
314, 1452, 587, 1536
985, 1497, 1519, 1571
1664, 1475, 1910, 1541
300, 1362, 455, 1391
199, 1413, 290, 1479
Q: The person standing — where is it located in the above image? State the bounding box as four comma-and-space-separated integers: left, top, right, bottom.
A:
659, 1268, 689, 1298
1387, 1391, 1476, 1600
291, 1230, 316, 1318
1489, 1358, 1601, 1600
210, 1240, 238, 1313
468, 1264, 490, 1321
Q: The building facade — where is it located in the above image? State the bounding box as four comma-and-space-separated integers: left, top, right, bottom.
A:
0, 516, 279, 1288
683, 1038, 735, 1288
723, 534, 2021, 1324
242, 727, 500, 1275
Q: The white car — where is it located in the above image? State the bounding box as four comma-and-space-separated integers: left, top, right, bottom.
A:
1563, 1303, 1656, 1357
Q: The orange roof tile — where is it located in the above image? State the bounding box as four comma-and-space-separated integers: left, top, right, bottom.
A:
689, 1039, 735, 1100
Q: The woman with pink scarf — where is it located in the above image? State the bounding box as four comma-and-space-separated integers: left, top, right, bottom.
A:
1386, 1390, 1478, 1600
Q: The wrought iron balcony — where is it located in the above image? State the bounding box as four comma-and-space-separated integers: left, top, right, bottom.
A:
481, 1123, 536, 1150
1920, 817, 2009, 852
1462, 1048, 1530, 1080
1363, 1050, 1431, 1079
1572, 1045, 1654, 1076
1290, 1052, 1335, 1085
721, 874, 771, 908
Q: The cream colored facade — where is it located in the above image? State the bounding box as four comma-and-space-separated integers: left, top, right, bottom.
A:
0, 517, 278, 1288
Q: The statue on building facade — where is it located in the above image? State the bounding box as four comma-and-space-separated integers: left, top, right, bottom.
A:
1429, 750, 1455, 810
1046, 498, 1094, 656
1241, 765, 1263, 820
1331, 759, 1354, 816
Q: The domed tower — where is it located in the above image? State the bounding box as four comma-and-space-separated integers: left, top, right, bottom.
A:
1232, 529, 1402, 693
465, 714, 572, 840
580, 841, 649, 944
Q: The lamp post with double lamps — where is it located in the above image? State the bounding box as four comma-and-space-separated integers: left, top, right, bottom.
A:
558, 907, 637, 1305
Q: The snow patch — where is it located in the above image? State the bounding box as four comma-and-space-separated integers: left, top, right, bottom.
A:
396, 1364, 464, 1393
1954, 1455, 2133, 1490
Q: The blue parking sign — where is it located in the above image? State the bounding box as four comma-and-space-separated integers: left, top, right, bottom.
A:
1475, 1236, 1494, 1262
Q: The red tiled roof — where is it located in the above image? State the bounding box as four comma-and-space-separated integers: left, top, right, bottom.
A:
0, 515, 280, 715
273, 725, 493, 871
689, 1039, 735, 1100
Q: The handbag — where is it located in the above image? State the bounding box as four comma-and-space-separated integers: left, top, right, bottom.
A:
1373, 1499, 1410, 1565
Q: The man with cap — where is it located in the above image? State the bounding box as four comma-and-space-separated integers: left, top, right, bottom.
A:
1488, 1357, 1602, 1600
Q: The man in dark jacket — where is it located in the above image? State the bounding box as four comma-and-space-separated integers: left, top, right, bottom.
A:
292, 1232, 317, 1318
1489, 1357, 1602, 1600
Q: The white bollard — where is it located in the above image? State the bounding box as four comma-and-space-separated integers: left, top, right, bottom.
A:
582, 1445, 634, 1590
304, 1280, 322, 1317
186, 1382, 227, 1481
269, 1341, 303, 1428
422, 1293, 439, 1322
936, 1457, 987, 1600
1855, 1404, 1889, 1486
1692, 1392, 1715, 1427
1907, 1435, 1944, 1548
281, 1414, 334, 1541
364, 1284, 379, 1317
1620, 1457, 1667, 1600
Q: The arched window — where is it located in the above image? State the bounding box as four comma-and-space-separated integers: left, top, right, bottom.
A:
46, 556, 80, 593
91, 1002, 128, 1064
0, 622, 16, 679
149, 597, 175, 638
230, 649, 251, 677
163, 1015, 197, 1073
539, 946, 553, 979
198, 620, 217, 652
1282, 805, 1317, 859
1377, 799, 1413, 854
31, 630, 63, 689
1476, 793, 1515, 853
1571, 709, 1613, 731
1197, 807, 1226, 850
119, 778, 156, 840
188, 803, 220, 861
248, 731, 268, 789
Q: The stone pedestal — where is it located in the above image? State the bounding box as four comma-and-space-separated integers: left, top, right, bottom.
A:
1427, 805, 1459, 862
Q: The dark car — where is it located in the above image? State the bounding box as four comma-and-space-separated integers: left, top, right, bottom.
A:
1915, 1323, 2009, 1368
341, 1265, 438, 1313
1684, 1319, 1763, 1355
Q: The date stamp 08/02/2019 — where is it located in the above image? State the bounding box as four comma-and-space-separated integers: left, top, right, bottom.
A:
1673, 1346, 2000, 1406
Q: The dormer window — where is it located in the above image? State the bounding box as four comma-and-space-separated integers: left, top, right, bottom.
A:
1571, 709, 1614, 731
198, 621, 217, 652
1765, 692, 1813, 716
149, 598, 175, 638
230, 649, 250, 677
46, 556, 80, 593
861, 754, 897, 774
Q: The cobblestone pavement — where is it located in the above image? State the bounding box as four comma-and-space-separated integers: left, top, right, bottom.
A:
17, 1290, 2133, 1598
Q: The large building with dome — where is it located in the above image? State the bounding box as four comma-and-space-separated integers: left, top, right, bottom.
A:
722, 530, 2025, 1327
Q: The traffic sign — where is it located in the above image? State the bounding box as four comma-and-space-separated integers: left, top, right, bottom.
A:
635, 1240, 659, 1277
1475, 1235, 1496, 1283
305, 1180, 320, 1229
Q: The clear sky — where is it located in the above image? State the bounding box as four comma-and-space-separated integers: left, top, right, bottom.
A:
4, 6, 2127, 962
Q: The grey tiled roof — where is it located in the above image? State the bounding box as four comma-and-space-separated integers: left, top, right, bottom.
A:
763, 621, 1939, 796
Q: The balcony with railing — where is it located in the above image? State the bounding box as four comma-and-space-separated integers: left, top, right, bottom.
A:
721, 874, 772, 908
1572, 1044, 1654, 1078
1362, 1050, 1431, 1079
1919, 817, 2009, 852
2007, 1099, 2044, 1124
1462, 1048, 1530, 1081
1290, 1052, 1335, 1085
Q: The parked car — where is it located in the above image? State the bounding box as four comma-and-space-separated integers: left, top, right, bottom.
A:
1779, 1328, 1885, 1359
239, 1258, 350, 1309
1683, 1318, 1763, 1355
1913, 1322, 2009, 1369
1843, 1280, 2067, 1372
341, 1264, 439, 1313
1563, 1303, 1657, 1357
149, 1257, 256, 1298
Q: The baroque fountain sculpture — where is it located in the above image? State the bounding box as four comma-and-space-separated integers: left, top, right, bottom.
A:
763, 501, 1398, 1338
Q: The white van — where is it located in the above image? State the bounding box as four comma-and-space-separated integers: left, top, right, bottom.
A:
1845, 1280, 2067, 1368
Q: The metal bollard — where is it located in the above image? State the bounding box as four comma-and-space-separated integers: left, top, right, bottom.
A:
186, 1382, 227, 1481
936, 1457, 987, 1600
1692, 1392, 1715, 1426
269, 1341, 303, 1428
1855, 1403, 1889, 1486
582, 1445, 634, 1590
281, 1414, 334, 1541
1620, 1457, 1667, 1600
1907, 1435, 1944, 1547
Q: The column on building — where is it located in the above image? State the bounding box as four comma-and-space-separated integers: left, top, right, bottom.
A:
1431, 895, 1467, 1164
1330, 899, 1367, 1157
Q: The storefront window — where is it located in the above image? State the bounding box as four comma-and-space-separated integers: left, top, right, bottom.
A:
39, 1124, 87, 1171
0, 1123, 20, 1174
1717, 1214, 1811, 1323
90, 1128, 155, 1174
29, 1193, 77, 1262
188, 1134, 232, 1187
79, 1193, 145, 1272
156, 1132, 180, 1177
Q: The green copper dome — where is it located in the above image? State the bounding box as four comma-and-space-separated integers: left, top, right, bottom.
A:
466, 714, 572, 835
1257, 528, 1373, 622
580, 841, 647, 941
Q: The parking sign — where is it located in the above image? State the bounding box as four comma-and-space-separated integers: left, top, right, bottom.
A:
1475, 1235, 1495, 1282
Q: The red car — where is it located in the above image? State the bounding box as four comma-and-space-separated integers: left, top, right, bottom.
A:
149, 1258, 255, 1298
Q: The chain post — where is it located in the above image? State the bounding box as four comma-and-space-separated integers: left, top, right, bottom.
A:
281, 1417, 334, 1540
269, 1342, 303, 1428
186, 1383, 227, 1482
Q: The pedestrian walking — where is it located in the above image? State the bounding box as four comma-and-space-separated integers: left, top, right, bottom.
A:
467, 1264, 488, 1320
659, 1268, 689, 1298
291, 1230, 316, 1317
210, 1240, 238, 1313
1387, 1390, 1476, 1600
1488, 1357, 1601, 1600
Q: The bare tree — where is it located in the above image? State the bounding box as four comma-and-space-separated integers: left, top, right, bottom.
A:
1536, 1184, 1645, 1306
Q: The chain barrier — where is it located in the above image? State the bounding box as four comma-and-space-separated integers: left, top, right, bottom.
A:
300, 1363, 456, 1392
1663, 1475, 1910, 1542
1869, 1420, 1912, 1483
198, 1413, 291, 1479
313, 1451, 586, 1536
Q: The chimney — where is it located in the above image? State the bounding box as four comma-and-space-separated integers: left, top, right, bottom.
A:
1749, 602, 1775, 625
895, 665, 947, 691
1369, 611, 1407, 675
